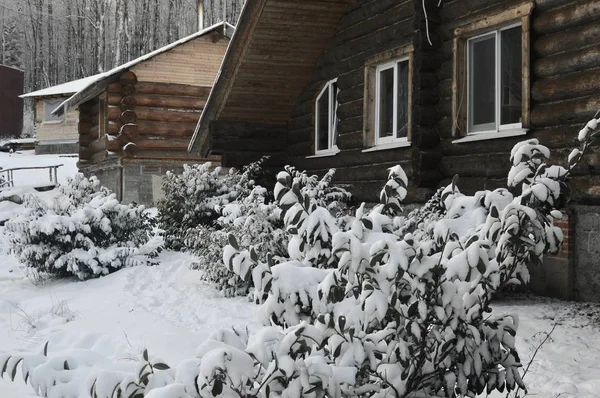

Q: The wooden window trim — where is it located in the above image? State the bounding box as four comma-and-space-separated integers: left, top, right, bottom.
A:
99, 94, 107, 139
313, 78, 340, 156
363, 44, 414, 148
452, 2, 533, 138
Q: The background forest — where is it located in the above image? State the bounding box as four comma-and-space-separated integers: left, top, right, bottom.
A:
0, 0, 243, 134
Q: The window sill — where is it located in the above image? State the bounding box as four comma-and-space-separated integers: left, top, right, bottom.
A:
452, 129, 528, 144
42, 120, 64, 125
306, 148, 340, 158
362, 140, 411, 153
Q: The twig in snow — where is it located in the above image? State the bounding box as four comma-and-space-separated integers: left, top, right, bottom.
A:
507, 322, 558, 398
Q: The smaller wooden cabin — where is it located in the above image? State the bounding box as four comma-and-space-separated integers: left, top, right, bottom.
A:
21, 74, 102, 154
0, 65, 24, 140
54, 22, 234, 205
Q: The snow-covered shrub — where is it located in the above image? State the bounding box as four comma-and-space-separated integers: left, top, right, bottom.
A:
184, 185, 288, 297
157, 157, 268, 250
5, 174, 158, 280
203, 167, 350, 298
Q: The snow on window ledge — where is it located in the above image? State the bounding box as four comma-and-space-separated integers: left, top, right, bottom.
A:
306, 147, 341, 158
42, 120, 64, 125
452, 128, 528, 144
362, 140, 411, 153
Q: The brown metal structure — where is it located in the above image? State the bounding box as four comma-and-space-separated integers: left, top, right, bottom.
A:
0, 65, 24, 139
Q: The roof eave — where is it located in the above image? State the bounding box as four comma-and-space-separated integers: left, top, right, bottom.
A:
188, 0, 268, 155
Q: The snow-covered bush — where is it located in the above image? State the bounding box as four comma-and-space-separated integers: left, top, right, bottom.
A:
157, 158, 268, 250
5, 174, 158, 280
193, 167, 350, 297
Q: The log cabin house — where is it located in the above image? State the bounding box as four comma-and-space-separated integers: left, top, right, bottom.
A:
0, 65, 24, 140
189, 0, 600, 302
21, 74, 104, 154
54, 22, 234, 205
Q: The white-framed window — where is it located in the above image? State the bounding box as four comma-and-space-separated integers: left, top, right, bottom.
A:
375, 58, 410, 145
43, 98, 64, 123
315, 78, 339, 155
467, 23, 522, 134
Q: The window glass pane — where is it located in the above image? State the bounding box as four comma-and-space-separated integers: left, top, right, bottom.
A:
469, 34, 496, 129
331, 81, 339, 146
501, 26, 522, 125
378, 67, 394, 138
317, 85, 330, 151
44, 99, 64, 122
396, 61, 409, 138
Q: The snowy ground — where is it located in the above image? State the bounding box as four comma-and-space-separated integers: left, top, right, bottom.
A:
0, 149, 79, 188
1, 151, 600, 397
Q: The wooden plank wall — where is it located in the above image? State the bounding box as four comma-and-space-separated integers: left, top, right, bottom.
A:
437, 0, 600, 202
132, 34, 229, 87
35, 97, 79, 144
285, 0, 440, 203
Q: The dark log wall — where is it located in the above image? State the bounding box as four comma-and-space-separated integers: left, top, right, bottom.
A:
285, 0, 442, 203
437, 0, 600, 203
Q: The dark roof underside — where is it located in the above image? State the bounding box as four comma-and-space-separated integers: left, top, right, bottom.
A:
191, 0, 352, 153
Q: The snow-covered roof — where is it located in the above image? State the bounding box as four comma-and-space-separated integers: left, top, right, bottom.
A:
54, 21, 235, 115
20, 74, 104, 99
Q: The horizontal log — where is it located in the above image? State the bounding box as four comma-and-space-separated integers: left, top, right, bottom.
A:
123, 142, 139, 157
441, 153, 511, 179
120, 71, 137, 85
135, 107, 199, 123
120, 96, 137, 111
286, 141, 311, 158
534, 44, 600, 78
121, 84, 136, 97
136, 121, 197, 137
120, 110, 137, 124
107, 83, 121, 94
79, 122, 93, 134
439, 176, 507, 196
89, 125, 100, 138
107, 138, 122, 152
108, 121, 121, 135
89, 137, 107, 153
213, 136, 285, 153
291, 146, 414, 171
133, 138, 191, 151
134, 94, 206, 110
119, 124, 139, 141
337, 131, 364, 150
221, 151, 287, 169
534, 23, 600, 58
108, 105, 121, 121
135, 82, 212, 97
79, 112, 96, 124
533, 0, 600, 35
531, 95, 600, 128
107, 93, 122, 106
79, 134, 93, 146
532, 69, 600, 103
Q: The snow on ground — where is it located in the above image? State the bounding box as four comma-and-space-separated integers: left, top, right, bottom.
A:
0, 150, 79, 188
0, 251, 260, 397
